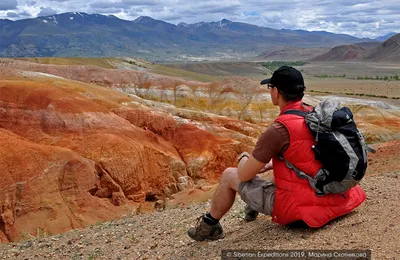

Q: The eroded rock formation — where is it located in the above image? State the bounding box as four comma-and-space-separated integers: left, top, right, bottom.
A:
0, 59, 399, 243
0, 66, 261, 242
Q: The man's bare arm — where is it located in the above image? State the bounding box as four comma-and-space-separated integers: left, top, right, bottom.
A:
237, 152, 271, 182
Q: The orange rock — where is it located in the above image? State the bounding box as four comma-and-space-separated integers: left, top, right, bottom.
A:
113, 108, 246, 181
0, 231, 8, 243
0, 128, 137, 241
0, 74, 248, 242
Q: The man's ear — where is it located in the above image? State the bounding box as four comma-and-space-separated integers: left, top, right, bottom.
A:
273, 88, 280, 100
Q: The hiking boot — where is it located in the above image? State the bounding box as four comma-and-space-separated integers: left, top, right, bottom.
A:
244, 205, 259, 222
187, 215, 225, 241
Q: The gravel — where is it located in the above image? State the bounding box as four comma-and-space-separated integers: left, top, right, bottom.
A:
0, 172, 399, 260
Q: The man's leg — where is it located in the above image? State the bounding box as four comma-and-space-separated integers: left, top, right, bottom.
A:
209, 167, 240, 219
188, 167, 240, 241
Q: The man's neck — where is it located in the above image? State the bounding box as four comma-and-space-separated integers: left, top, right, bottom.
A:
278, 100, 289, 111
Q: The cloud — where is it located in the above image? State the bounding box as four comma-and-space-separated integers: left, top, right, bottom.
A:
5, 10, 32, 19
0, 0, 398, 38
0, 0, 17, 10
90, 1, 126, 9
89, 1, 127, 13
37, 7, 57, 16
121, 0, 161, 5
6, 12, 19, 18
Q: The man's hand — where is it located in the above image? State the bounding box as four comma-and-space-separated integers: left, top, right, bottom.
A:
259, 160, 273, 173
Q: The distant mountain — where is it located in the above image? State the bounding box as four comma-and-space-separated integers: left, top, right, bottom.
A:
311, 45, 368, 61
310, 33, 400, 62
375, 32, 397, 42
0, 13, 376, 60
177, 19, 372, 47
366, 33, 400, 62
258, 46, 330, 61
353, 42, 381, 49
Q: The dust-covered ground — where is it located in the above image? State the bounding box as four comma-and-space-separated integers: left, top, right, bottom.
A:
0, 171, 398, 260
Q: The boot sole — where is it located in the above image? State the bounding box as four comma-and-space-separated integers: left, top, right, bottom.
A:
188, 232, 225, 241
205, 232, 225, 241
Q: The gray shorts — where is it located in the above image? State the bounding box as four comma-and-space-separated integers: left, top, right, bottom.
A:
238, 176, 275, 215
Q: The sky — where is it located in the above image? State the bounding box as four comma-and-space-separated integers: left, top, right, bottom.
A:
0, 0, 398, 38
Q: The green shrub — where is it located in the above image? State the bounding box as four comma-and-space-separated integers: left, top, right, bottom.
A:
260, 61, 306, 71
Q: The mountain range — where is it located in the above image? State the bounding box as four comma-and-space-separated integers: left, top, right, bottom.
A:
312, 33, 400, 62
0, 12, 382, 61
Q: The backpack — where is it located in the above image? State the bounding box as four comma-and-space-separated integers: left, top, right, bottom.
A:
282, 99, 376, 196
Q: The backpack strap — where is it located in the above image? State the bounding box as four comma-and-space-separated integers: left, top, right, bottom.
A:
301, 102, 313, 112
366, 146, 376, 153
280, 156, 325, 196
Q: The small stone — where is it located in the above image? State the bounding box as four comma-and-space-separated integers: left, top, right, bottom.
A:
300, 234, 309, 239
23, 241, 33, 248
124, 245, 131, 250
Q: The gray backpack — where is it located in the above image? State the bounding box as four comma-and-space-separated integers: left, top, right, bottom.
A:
283, 99, 376, 196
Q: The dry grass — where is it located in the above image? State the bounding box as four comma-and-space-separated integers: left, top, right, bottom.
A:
18, 57, 118, 69
305, 78, 400, 102
151, 64, 221, 82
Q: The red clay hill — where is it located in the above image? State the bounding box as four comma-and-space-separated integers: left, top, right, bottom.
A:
0, 64, 267, 242
311, 33, 400, 62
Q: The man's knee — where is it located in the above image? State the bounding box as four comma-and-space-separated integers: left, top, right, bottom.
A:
220, 167, 236, 182
220, 167, 240, 191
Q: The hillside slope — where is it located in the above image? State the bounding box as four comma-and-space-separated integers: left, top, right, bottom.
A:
311, 45, 368, 61
0, 139, 399, 259
258, 46, 329, 61
311, 34, 400, 62
366, 33, 400, 62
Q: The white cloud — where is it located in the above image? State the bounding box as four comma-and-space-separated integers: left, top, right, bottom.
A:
6, 11, 19, 17
38, 7, 57, 16
0, 0, 398, 38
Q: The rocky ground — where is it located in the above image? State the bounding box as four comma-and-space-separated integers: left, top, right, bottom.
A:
0, 171, 399, 260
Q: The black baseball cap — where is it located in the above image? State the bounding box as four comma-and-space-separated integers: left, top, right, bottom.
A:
260, 66, 305, 94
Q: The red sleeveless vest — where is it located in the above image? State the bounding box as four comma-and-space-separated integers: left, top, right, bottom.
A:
271, 101, 366, 227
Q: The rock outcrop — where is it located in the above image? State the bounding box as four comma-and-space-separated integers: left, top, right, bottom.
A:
0, 65, 261, 242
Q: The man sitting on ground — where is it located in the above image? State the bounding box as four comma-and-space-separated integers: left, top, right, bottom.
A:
188, 66, 366, 241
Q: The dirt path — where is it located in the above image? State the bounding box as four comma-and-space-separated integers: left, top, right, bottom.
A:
0, 171, 399, 260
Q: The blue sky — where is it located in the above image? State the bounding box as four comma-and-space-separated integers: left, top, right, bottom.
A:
0, 0, 398, 38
